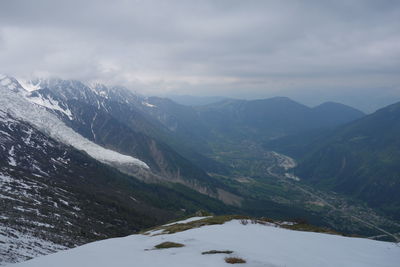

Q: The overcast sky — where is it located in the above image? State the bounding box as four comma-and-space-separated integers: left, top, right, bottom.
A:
1, 0, 399, 112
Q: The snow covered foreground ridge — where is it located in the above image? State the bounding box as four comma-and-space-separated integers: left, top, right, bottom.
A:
10, 218, 400, 267
0, 76, 149, 169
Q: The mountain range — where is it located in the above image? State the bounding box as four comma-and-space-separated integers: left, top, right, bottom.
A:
1, 74, 399, 265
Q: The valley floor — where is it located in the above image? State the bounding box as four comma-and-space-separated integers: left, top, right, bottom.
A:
208, 142, 400, 240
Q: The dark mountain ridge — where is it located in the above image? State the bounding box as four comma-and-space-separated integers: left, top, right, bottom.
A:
266, 101, 400, 219
139, 96, 365, 156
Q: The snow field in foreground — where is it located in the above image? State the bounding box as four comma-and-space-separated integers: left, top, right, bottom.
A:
10, 220, 400, 267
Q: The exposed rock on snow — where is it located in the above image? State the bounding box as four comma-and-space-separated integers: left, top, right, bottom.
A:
0, 224, 67, 265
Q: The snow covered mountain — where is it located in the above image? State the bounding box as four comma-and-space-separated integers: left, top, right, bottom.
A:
8, 76, 240, 202
9, 216, 400, 267
2, 74, 398, 266
0, 109, 171, 264
0, 74, 148, 170
0, 110, 230, 265
0, 76, 234, 265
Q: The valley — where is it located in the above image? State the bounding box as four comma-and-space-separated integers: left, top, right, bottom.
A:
205, 141, 400, 241
2, 2, 399, 266
1, 75, 399, 265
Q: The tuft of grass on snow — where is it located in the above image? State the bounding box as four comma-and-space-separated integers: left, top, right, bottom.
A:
154, 241, 184, 249
202, 250, 233, 255
225, 257, 246, 264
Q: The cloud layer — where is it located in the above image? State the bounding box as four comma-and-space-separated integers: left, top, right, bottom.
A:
1, 0, 399, 111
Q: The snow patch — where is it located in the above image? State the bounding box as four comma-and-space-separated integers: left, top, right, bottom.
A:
59, 199, 69, 206
163, 216, 210, 227
18, 79, 41, 92
142, 101, 156, 108
8, 146, 17, 166
26, 94, 73, 120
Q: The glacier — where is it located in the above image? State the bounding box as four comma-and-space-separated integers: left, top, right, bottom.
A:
0, 77, 149, 169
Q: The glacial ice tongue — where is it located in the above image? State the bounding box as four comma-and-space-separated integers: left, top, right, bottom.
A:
0, 83, 149, 169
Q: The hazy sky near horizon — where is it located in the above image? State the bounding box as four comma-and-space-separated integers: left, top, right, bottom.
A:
1, 0, 399, 112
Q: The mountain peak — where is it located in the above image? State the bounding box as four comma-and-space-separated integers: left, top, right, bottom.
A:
312, 101, 365, 123
17, 78, 42, 92
0, 74, 25, 93
376, 100, 400, 114
266, 96, 292, 101
314, 101, 364, 113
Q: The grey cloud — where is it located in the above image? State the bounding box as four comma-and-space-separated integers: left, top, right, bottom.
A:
0, 0, 399, 111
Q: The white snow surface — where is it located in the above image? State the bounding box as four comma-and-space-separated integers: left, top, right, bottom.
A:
0, 83, 149, 169
0, 77, 18, 91
142, 101, 156, 108
9, 219, 400, 267
17, 80, 41, 92
26, 94, 73, 120
162, 216, 210, 227
0, 224, 67, 265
